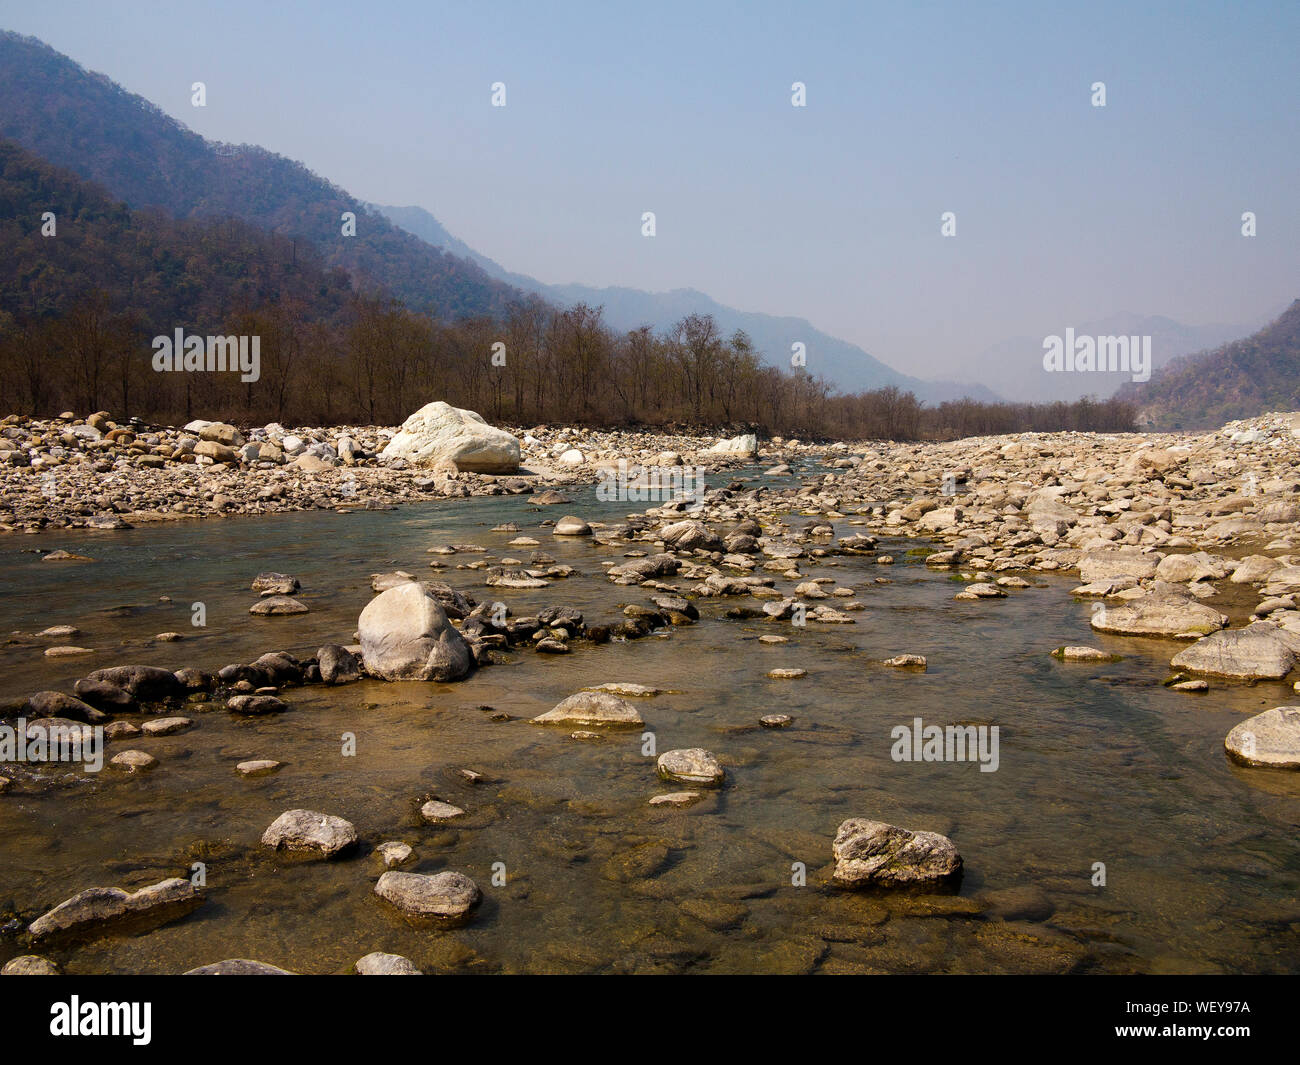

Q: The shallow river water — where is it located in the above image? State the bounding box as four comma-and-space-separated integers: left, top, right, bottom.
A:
1, 476, 1298, 974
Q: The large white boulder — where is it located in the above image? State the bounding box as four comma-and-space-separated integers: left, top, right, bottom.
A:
381, 402, 520, 472
704, 433, 758, 457
358, 582, 474, 682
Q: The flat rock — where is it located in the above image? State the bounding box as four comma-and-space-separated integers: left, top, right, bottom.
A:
249, 596, 309, 616
420, 800, 466, 822
373, 870, 481, 920
884, 654, 927, 670
29, 877, 200, 940
1170, 622, 1297, 679
1051, 646, 1121, 662
648, 791, 703, 807
533, 691, 644, 727
236, 759, 282, 777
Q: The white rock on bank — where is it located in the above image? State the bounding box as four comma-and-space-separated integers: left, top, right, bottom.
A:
380, 401, 520, 473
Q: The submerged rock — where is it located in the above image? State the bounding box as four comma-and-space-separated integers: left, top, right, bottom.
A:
532, 691, 644, 727
249, 595, 309, 616
1051, 646, 1122, 663
831, 819, 962, 888
185, 959, 295, 975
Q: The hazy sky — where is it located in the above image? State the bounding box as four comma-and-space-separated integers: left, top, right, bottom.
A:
2, 0, 1296, 382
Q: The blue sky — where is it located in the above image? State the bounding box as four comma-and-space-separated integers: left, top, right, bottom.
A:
1, 0, 1296, 380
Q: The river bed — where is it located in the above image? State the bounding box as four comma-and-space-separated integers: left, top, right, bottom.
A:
1, 477, 1297, 974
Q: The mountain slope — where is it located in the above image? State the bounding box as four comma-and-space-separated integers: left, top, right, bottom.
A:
974, 313, 1265, 403
1119, 301, 1300, 429
373, 203, 1000, 404
0, 30, 528, 321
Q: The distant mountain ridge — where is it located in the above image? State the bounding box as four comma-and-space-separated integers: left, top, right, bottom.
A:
972, 312, 1267, 403
0, 30, 526, 321
372, 203, 1002, 405
1119, 300, 1300, 430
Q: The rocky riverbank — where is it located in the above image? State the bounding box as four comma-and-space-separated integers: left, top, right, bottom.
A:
0, 409, 770, 530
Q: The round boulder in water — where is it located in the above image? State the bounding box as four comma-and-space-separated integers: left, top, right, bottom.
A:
1225, 707, 1300, 769
657, 748, 725, 787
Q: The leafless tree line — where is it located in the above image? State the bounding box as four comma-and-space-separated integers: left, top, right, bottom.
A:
0, 293, 1136, 440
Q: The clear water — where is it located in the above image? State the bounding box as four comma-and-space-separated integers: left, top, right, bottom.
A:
1, 479, 1297, 974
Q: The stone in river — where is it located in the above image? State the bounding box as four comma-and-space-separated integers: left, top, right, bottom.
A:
583, 682, 668, 698
109, 750, 157, 772
420, 800, 465, 823
831, 818, 962, 888
883, 654, 927, 670
1169, 622, 1297, 680
260, 809, 357, 857
657, 748, 725, 787
375, 841, 414, 868
226, 694, 287, 716
532, 691, 644, 727
766, 668, 806, 679
355, 951, 421, 975
373, 870, 481, 920
141, 717, 191, 736
1224, 707, 1300, 769
84, 665, 182, 701
236, 759, 282, 777
1051, 646, 1122, 662
28, 877, 200, 940
26, 691, 107, 724
553, 515, 592, 536
648, 791, 703, 807
41, 550, 94, 562
760, 714, 793, 728
358, 582, 474, 682
317, 643, 363, 685
249, 595, 309, 616
1, 955, 60, 975
252, 572, 300, 594
1090, 590, 1226, 638
43, 645, 94, 657
185, 959, 294, 975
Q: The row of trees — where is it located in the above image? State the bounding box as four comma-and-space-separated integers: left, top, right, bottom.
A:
1, 290, 1137, 440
